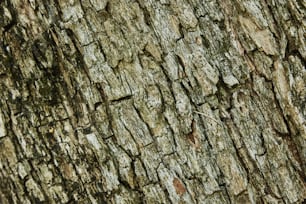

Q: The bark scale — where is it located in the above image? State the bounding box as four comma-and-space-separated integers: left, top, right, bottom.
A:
0, 0, 305, 203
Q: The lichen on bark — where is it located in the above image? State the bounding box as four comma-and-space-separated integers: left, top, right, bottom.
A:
0, 0, 305, 203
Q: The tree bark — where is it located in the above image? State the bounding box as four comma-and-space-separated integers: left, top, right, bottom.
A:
0, 0, 305, 203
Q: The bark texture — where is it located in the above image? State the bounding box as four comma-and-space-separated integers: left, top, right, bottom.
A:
0, 0, 305, 203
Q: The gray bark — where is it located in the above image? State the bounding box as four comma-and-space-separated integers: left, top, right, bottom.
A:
0, 0, 305, 203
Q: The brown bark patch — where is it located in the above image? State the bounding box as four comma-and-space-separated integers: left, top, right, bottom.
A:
187, 120, 200, 149
173, 178, 186, 196
187, 132, 199, 149
61, 163, 74, 180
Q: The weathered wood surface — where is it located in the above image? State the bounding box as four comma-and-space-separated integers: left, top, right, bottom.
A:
0, 0, 305, 203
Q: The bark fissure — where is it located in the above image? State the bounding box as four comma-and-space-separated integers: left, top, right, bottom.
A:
0, 0, 305, 203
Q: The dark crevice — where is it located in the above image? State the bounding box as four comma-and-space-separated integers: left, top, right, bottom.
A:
270, 80, 305, 174
2, 0, 17, 33
110, 94, 133, 103
3, 20, 17, 33
179, 80, 214, 149
136, 1, 152, 27
218, 182, 232, 204
200, 34, 210, 48
284, 43, 306, 67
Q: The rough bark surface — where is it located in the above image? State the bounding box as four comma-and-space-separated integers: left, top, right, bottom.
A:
0, 0, 305, 203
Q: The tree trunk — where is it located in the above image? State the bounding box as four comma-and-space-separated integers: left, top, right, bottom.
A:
0, 0, 305, 203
